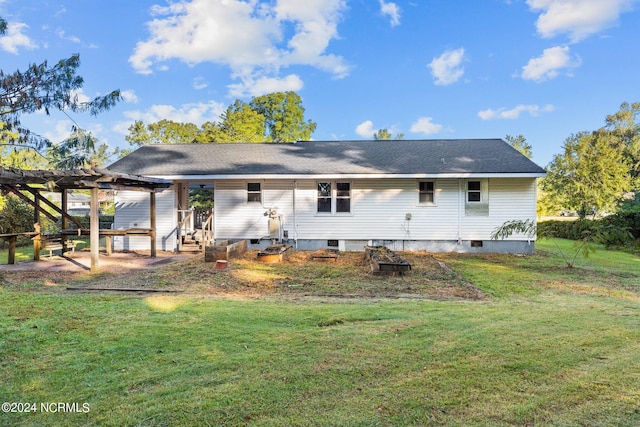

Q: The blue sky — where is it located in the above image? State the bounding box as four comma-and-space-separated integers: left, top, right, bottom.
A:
1, 0, 639, 167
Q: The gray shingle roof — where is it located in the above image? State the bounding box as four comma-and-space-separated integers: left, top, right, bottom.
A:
107, 139, 546, 177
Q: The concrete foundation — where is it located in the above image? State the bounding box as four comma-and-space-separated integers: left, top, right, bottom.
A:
236, 238, 535, 254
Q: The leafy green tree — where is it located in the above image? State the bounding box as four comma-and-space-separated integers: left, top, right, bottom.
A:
505, 134, 533, 158
126, 91, 316, 146
249, 91, 316, 142
542, 130, 632, 217
125, 120, 152, 147
1, 122, 47, 169
87, 143, 116, 167
218, 100, 266, 142
373, 129, 404, 140
604, 102, 640, 181
0, 18, 120, 168
491, 219, 595, 268
196, 101, 267, 143
126, 119, 200, 146
148, 120, 200, 144
0, 194, 36, 243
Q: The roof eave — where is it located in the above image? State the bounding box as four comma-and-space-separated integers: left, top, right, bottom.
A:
146, 172, 546, 180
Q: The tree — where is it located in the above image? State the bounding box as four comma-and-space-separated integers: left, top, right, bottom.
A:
125, 91, 316, 146
196, 100, 267, 143
125, 120, 152, 147
0, 17, 121, 168
604, 102, 640, 181
0, 194, 34, 236
216, 100, 266, 142
490, 219, 595, 268
505, 134, 533, 158
126, 119, 200, 146
373, 129, 404, 140
542, 131, 632, 217
249, 91, 316, 142
148, 120, 199, 145
1, 120, 47, 169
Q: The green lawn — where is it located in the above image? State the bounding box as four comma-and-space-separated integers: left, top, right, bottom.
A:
1, 241, 639, 426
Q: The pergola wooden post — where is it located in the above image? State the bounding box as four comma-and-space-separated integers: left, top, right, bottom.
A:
150, 192, 157, 258
61, 189, 69, 254
33, 192, 41, 261
90, 187, 100, 272
8, 236, 16, 265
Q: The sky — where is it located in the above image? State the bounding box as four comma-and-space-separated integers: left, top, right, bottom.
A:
1, 0, 639, 167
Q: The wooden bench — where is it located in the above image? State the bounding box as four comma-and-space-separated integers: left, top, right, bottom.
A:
40, 237, 76, 258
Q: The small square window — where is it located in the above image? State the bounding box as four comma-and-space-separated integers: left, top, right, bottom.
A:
467, 181, 481, 202
247, 182, 261, 202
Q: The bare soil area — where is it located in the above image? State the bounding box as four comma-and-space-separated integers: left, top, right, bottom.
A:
0, 249, 486, 300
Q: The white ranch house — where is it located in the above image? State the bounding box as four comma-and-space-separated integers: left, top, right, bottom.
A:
107, 139, 545, 253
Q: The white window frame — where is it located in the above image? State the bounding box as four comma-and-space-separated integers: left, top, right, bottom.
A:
316, 181, 352, 215
247, 182, 262, 203
418, 180, 436, 206
467, 180, 482, 203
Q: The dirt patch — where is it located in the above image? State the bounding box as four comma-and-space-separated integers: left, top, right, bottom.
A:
0, 249, 486, 300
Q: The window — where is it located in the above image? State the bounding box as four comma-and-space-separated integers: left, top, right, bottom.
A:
465, 179, 489, 217
336, 182, 351, 213
317, 181, 352, 214
317, 182, 332, 212
247, 182, 261, 203
419, 181, 435, 204
467, 181, 481, 202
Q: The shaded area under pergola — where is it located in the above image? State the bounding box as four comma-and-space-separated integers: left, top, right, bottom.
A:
0, 166, 172, 272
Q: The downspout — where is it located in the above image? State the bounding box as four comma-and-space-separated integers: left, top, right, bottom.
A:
458, 179, 463, 245
293, 181, 298, 249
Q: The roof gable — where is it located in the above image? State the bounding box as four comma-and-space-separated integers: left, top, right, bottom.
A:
108, 139, 546, 177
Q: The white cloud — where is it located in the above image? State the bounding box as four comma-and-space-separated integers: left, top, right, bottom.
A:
227, 74, 303, 98
409, 117, 443, 135
355, 120, 376, 138
55, 29, 81, 44
39, 119, 106, 145
120, 90, 139, 104
477, 104, 555, 120
527, 0, 636, 42
43, 120, 74, 144
70, 88, 91, 104
379, 0, 401, 27
521, 45, 581, 82
123, 101, 225, 125
129, 0, 349, 96
428, 48, 466, 86
0, 22, 37, 54
192, 76, 209, 91
115, 100, 226, 135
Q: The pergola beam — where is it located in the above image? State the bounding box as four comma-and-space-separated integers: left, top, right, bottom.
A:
0, 166, 172, 271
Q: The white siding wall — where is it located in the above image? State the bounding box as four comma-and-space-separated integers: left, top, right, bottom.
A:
113, 188, 177, 251
214, 178, 538, 242
461, 178, 537, 240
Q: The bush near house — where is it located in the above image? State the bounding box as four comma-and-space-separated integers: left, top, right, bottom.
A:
539, 212, 640, 250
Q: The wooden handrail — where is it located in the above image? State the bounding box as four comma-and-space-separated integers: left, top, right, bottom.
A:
201, 211, 214, 244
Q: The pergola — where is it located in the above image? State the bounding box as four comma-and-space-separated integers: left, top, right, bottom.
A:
0, 166, 172, 272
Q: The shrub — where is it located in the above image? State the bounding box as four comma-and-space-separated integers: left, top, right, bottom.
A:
538, 216, 638, 249
537, 220, 597, 240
